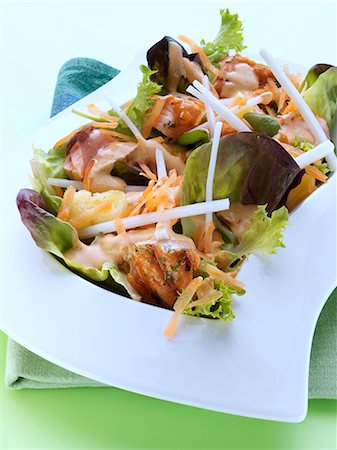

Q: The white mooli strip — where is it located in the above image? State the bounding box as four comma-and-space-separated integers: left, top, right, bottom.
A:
155, 147, 167, 180
104, 93, 142, 139
202, 75, 216, 137
47, 178, 83, 190
205, 121, 222, 224
260, 48, 336, 171
295, 141, 335, 169
78, 198, 230, 239
187, 83, 250, 132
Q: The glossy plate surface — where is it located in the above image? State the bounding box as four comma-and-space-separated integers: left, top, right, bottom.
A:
1, 52, 336, 422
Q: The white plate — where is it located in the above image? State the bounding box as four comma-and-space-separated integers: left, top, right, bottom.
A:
1, 52, 336, 422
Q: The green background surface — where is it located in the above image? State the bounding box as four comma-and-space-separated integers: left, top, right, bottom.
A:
1, 332, 336, 450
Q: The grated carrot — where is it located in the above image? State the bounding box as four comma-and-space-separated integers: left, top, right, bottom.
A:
141, 97, 168, 138
164, 276, 204, 339
305, 165, 328, 183
86, 104, 118, 123
122, 99, 133, 111
53, 185, 64, 197
114, 218, 127, 235
57, 186, 76, 221
202, 262, 245, 291
204, 221, 215, 254
139, 163, 157, 181
178, 35, 223, 79
282, 100, 298, 114
90, 121, 118, 129
55, 127, 82, 148
129, 173, 177, 216
98, 129, 135, 142
188, 291, 222, 309
83, 159, 95, 191
193, 223, 206, 252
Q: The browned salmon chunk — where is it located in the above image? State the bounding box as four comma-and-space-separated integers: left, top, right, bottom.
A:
126, 243, 200, 309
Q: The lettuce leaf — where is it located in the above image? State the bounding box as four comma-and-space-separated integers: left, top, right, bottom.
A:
184, 281, 237, 321
16, 189, 138, 298
115, 65, 162, 133
146, 36, 204, 94
175, 129, 210, 148
30, 145, 67, 214
243, 113, 280, 137
201, 9, 246, 65
304, 66, 337, 130
301, 63, 333, 90
233, 205, 289, 259
181, 132, 303, 241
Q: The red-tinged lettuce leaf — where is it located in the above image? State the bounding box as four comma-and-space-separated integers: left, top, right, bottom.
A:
181, 133, 303, 240
304, 66, 337, 130
301, 64, 333, 90
147, 36, 204, 94
147, 36, 188, 89
16, 189, 76, 256
16, 189, 139, 298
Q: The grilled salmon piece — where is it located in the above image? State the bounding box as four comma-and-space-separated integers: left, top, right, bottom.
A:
126, 243, 200, 309
215, 55, 273, 98
64, 126, 113, 181
154, 96, 204, 139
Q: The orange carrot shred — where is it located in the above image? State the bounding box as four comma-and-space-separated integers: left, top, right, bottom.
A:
178, 35, 223, 79
57, 186, 76, 221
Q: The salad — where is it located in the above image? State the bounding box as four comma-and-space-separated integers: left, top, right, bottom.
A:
17, 9, 337, 338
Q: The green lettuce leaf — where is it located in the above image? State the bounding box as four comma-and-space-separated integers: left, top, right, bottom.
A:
184, 281, 237, 321
304, 66, 337, 129
181, 133, 303, 243
30, 145, 67, 214
233, 205, 289, 259
114, 65, 162, 133
243, 113, 280, 137
16, 189, 139, 298
175, 129, 210, 148
301, 63, 333, 90
200, 9, 246, 65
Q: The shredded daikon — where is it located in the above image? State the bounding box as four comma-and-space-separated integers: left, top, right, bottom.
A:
48, 178, 146, 194
155, 147, 167, 180
164, 276, 204, 339
79, 198, 230, 239
260, 48, 336, 171
202, 75, 216, 137
295, 141, 335, 169
205, 121, 222, 224
48, 178, 83, 190
187, 82, 250, 132
246, 91, 273, 107
104, 93, 142, 140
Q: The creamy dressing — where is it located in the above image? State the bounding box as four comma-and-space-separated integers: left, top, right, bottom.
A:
64, 128, 114, 181
220, 63, 259, 98
276, 114, 329, 146
167, 41, 186, 93
64, 224, 195, 270
218, 203, 257, 242
89, 141, 137, 192
182, 57, 204, 85
127, 138, 185, 175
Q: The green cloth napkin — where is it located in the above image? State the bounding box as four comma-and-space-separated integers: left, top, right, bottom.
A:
5, 58, 337, 397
